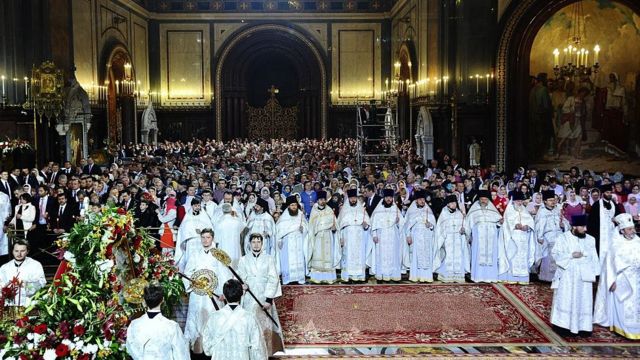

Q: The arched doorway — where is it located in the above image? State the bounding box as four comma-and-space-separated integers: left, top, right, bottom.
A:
98, 43, 137, 148
496, 0, 640, 171
215, 24, 327, 140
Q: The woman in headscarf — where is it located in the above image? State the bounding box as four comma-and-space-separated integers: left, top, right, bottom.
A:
562, 187, 584, 223
157, 190, 177, 255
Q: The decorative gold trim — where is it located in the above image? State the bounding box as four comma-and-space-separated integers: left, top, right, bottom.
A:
611, 326, 640, 340
495, 0, 536, 171
215, 24, 327, 140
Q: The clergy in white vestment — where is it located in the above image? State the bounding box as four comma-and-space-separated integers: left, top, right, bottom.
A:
305, 191, 341, 284
403, 190, 438, 282
175, 198, 213, 271
587, 184, 619, 266
244, 198, 276, 257
212, 191, 246, 223
337, 189, 371, 282
602, 214, 640, 339
182, 229, 232, 354
464, 190, 504, 283
126, 285, 190, 360
200, 189, 218, 224
535, 190, 570, 282
434, 195, 470, 283
237, 233, 285, 356
276, 196, 308, 284
0, 191, 11, 255
202, 279, 267, 360
370, 189, 406, 282
214, 203, 247, 268
550, 215, 600, 335
593, 213, 640, 336
498, 192, 536, 284
0, 240, 46, 306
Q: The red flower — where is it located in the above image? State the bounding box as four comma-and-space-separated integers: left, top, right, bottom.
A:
132, 236, 142, 250
19, 354, 29, 360
16, 316, 29, 328
55, 343, 70, 357
117, 207, 126, 215
73, 324, 86, 337
105, 243, 114, 258
33, 323, 48, 334
78, 355, 90, 360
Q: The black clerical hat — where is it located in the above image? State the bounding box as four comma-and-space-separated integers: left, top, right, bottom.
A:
316, 190, 327, 200
285, 195, 299, 207
445, 195, 458, 204
383, 189, 395, 198
255, 198, 269, 211
346, 189, 358, 198
512, 192, 526, 201
571, 214, 588, 227
477, 190, 491, 199
542, 190, 556, 201
599, 184, 613, 193
413, 190, 426, 199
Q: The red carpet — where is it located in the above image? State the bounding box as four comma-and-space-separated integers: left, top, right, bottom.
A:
503, 283, 640, 344
277, 284, 551, 346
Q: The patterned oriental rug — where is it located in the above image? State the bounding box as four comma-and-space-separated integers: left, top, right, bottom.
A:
503, 283, 640, 345
277, 284, 552, 347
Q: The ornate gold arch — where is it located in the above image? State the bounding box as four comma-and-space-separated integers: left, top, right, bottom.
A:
214, 24, 327, 140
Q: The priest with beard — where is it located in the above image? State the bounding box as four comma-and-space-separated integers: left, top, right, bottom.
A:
337, 189, 371, 282
244, 198, 276, 258
594, 213, 640, 339
181, 229, 232, 355
276, 195, 308, 285
175, 198, 213, 271
498, 192, 536, 284
434, 195, 469, 283
464, 190, 504, 283
550, 214, 600, 336
237, 233, 285, 356
535, 190, 570, 282
370, 189, 406, 282
403, 190, 438, 283
214, 203, 247, 268
587, 184, 622, 265
305, 190, 341, 284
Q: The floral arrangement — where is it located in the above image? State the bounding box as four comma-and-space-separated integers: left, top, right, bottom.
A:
0, 138, 33, 156
0, 207, 185, 359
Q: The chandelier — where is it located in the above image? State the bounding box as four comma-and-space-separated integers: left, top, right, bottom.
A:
552, 1, 600, 79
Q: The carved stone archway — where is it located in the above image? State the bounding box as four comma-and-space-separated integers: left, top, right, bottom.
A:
215, 24, 327, 140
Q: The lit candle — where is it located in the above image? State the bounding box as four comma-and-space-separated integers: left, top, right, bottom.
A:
593, 44, 600, 64
24, 77, 28, 98
553, 48, 560, 67
485, 74, 490, 93
585, 50, 589, 67
115, 80, 120, 95
385, 78, 389, 92
443, 76, 449, 96
13, 78, 18, 103
1, 75, 5, 97
475, 74, 480, 95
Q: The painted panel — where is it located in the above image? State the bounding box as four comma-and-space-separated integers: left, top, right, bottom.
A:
72, 0, 96, 89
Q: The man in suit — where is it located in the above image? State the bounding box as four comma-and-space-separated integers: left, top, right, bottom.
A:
47, 163, 61, 186
8, 168, 23, 190
61, 161, 74, 175
119, 190, 137, 213
0, 171, 13, 200
364, 184, 381, 217
83, 157, 101, 176
51, 193, 78, 234
33, 185, 58, 263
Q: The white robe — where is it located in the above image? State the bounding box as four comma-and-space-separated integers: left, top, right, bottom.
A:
535, 205, 570, 282
202, 304, 267, 360
126, 312, 190, 360
202, 200, 218, 224
0, 192, 12, 255
0, 257, 46, 306
464, 202, 503, 283
175, 211, 213, 271
214, 214, 247, 268
498, 203, 536, 283
275, 210, 308, 284
596, 199, 617, 266
337, 202, 371, 281
434, 208, 470, 283
305, 204, 341, 283
182, 248, 232, 353
403, 202, 437, 282
370, 203, 406, 281
550, 231, 600, 333
607, 235, 640, 339
237, 252, 285, 356
244, 212, 276, 257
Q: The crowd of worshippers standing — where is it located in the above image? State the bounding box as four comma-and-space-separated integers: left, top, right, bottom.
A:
0, 139, 639, 357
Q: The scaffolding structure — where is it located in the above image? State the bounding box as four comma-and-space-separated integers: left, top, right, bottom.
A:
356, 99, 399, 170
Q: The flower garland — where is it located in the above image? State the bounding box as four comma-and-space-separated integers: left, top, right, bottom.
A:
0, 206, 185, 359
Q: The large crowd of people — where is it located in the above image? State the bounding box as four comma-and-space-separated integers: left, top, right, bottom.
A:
1, 138, 639, 359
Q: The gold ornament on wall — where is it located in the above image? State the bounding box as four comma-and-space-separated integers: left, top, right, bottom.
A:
247, 85, 298, 140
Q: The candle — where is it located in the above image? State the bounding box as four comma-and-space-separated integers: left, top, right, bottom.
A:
593, 44, 600, 64
385, 78, 389, 92
443, 76, 449, 96
475, 74, 480, 95
24, 77, 28, 98
13, 78, 18, 103
1, 75, 5, 96
485, 74, 490, 93
553, 48, 560, 67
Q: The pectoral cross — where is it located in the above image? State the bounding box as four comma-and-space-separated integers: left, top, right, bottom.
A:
268, 85, 279, 99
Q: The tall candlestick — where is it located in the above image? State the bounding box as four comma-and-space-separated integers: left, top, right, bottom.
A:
485, 74, 490, 93
593, 44, 600, 64
24, 77, 28, 98
1, 76, 5, 97
475, 74, 480, 95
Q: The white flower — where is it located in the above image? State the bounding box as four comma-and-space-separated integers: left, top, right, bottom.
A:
133, 253, 141, 263
96, 259, 114, 274
103, 340, 112, 348
62, 339, 75, 349
75, 339, 84, 349
63, 251, 76, 264
43, 349, 57, 360
27, 333, 34, 340
27, 343, 34, 350
101, 230, 113, 243
83, 343, 99, 354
